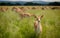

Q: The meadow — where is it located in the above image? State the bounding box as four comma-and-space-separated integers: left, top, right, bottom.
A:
0, 6, 60, 38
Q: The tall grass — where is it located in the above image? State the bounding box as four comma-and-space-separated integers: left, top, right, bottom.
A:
0, 7, 60, 38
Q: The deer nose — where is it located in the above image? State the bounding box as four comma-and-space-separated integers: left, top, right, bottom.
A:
38, 20, 40, 22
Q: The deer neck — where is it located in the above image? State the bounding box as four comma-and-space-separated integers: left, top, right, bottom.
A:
37, 21, 40, 28
36, 20, 41, 34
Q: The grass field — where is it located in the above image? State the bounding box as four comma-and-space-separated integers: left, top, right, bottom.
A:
0, 6, 60, 38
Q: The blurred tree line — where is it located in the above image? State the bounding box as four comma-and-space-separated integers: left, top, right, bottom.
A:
0, 2, 60, 6
0, 2, 21, 6
48, 2, 60, 6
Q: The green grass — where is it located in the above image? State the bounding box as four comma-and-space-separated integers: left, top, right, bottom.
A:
0, 6, 60, 38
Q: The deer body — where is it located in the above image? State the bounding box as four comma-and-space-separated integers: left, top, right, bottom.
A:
0, 7, 8, 12
12, 7, 34, 18
34, 19, 42, 34
34, 15, 43, 35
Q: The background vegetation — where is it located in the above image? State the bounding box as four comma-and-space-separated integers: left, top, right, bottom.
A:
0, 2, 60, 6
0, 6, 60, 38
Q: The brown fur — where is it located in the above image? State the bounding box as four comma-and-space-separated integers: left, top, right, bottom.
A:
34, 15, 43, 33
0, 7, 8, 12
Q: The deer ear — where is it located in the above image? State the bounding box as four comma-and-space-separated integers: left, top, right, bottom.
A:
33, 14, 37, 18
40, 15, 44, 19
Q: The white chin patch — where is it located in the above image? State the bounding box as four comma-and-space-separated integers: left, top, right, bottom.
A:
38, 19, 40, 21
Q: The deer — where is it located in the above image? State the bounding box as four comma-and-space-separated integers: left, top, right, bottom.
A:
19, 12, 35, 19
33, 15, 44, 36
12, 7, 34, 19
12, 7, 23, 13
0, 7, 8, 12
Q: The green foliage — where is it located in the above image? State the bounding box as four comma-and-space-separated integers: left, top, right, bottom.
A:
0, 7, 60, 38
